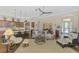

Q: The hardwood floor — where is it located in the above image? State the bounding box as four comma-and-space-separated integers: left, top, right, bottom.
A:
0, 44, 7, 53
72, 47, 79, 52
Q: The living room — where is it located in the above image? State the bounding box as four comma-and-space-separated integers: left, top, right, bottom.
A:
0, 6, 79, 53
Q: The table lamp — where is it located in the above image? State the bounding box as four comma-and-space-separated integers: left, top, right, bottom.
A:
3, 28, 14, 52
3, 28, 14, 40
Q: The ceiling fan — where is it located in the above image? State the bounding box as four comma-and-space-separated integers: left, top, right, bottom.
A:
35, 8, 53, 16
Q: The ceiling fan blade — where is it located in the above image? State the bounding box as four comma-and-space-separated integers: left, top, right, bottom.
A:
49, 12, 52, 13
38, 8, 44, 12
46, 12, 53, 14
39, 13, 43, 16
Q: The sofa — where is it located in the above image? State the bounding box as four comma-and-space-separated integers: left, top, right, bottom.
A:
56, 32, 78, 48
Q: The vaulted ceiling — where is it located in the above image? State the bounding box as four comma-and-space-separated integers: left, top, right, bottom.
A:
0, 6, 79, 18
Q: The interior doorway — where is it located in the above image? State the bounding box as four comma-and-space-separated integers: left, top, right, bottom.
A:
62, 18, 72, 38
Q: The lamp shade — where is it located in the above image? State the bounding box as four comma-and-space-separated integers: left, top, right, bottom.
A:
3, 28, 14, 36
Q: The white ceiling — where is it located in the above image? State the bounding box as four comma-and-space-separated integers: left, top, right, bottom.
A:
0, 6, 79, 18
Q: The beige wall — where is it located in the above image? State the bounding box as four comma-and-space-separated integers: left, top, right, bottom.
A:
34, 10, 79, 32
16, 10, 79, 33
